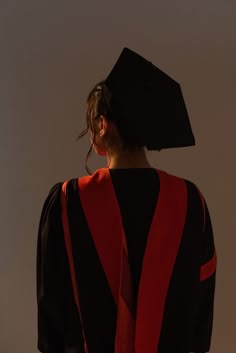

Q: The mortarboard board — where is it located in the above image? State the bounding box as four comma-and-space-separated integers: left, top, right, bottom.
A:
105, 47, 195, 150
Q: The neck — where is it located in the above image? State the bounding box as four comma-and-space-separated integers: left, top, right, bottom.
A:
106, 146, 152, 169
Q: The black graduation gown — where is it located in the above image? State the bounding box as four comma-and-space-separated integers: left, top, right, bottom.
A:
37, 168, 216, 353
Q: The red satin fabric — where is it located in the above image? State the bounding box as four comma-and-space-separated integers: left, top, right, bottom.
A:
62, 168, 188, 353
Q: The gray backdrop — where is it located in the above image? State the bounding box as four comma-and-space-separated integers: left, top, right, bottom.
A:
1, 1, 235, 352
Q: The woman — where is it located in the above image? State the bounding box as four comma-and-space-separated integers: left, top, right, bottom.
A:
37, 48, 217, 353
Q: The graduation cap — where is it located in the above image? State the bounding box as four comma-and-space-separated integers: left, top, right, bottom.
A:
105, 47, 195, 150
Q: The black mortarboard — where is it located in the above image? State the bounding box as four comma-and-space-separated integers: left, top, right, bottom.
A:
105, 47, 195, 150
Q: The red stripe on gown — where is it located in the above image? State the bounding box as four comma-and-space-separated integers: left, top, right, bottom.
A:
200, 250, 217, 281
72, 167, 187, 353
61, 180, 88, 353
78, 168, 136, 353
135, 170, 187, 353
78, 170, 122, 306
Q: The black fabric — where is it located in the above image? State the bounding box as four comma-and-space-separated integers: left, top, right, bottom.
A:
37, 168, 216, 353
105, 48, 195, 150
37, 183, 85, 353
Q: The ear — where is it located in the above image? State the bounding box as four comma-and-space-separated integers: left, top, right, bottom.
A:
99, 115, 110, 135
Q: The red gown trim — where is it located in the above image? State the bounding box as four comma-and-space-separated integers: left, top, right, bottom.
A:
61, 180, 88, 353
135, 170, 187, 353
78, 170, 122, 305
78, 168, 187, 353
200, 250, 217, 281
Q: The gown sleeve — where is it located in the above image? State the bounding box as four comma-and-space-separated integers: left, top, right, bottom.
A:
191, 195, 217, 353
37, 182, 85, 353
